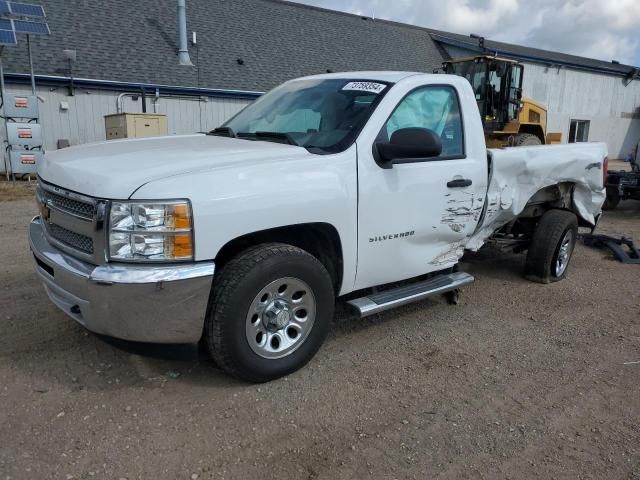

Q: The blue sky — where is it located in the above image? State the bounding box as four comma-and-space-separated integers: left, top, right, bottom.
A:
295, 0, 640, 67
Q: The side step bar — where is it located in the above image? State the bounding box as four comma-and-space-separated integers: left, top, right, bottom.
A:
346, 272, 474, 318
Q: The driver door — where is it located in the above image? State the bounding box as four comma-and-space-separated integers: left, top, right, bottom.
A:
354, 84, 486, 290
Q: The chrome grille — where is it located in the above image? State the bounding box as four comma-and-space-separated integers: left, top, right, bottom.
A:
37, 179, 105, 264
45, 190, 94, 219
48, 223, 94, 254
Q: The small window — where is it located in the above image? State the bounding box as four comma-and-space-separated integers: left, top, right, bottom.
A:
380, 86, 463, 158
569, 119, 590, 143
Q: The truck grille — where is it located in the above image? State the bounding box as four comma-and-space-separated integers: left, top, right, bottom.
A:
45, 190, 94, 220
37, 179, 105, 263
48, 223, 94, 254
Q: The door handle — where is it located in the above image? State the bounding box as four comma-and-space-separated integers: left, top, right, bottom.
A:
447, 178, 473, 188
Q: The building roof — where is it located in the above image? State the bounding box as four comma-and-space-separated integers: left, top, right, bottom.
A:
429, 30, 639, 77
2, 0, 636, 94
296, 70, 424, 83
1, 0, 444, 92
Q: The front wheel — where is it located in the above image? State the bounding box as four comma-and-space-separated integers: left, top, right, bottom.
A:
524, 210, 578, 284
202, 243, 334, 382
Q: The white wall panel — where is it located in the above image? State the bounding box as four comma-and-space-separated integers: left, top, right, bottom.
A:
441, 45, 640, 158
521, 63, 640, 157
0, 84, 253, 173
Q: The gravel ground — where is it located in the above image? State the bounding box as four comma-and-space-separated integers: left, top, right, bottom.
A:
0, 194, 639, 480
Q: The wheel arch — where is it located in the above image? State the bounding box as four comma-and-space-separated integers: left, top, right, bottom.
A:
214, 223, 344, 293
518, 182, 592, 227
518, 124, 546, 144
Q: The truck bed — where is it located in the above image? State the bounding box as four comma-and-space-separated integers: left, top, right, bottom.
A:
467, 142, 607, 250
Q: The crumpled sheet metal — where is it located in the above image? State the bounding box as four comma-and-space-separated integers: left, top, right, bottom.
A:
466, 143, 607, 251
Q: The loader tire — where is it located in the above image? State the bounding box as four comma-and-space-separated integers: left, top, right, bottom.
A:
524, 210, 578, 284
514, 133, 543, 146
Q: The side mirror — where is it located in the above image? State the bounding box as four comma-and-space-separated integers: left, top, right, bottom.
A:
375, 127, 443, 168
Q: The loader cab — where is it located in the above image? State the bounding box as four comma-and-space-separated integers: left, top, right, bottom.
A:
444, 56, 523, 132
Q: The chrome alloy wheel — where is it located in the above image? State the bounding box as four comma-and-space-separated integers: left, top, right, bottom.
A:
245, 277, 316, 359
555, 230, 573, 277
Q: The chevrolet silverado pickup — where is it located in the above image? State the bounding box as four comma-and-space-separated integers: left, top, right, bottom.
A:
29, 72, 608, 382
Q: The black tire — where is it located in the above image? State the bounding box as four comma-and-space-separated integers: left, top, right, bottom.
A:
203, 243, 334, 382
602, 188, 620, 210
524, 210, 578, 284
514, 133, 543, 146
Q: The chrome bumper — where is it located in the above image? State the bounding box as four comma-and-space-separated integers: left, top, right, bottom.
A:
28, 216, 215, 343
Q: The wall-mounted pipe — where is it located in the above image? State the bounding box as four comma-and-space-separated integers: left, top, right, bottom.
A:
177, 0, 193, 66
4, 73, 263, 100
116, 92, 143, 113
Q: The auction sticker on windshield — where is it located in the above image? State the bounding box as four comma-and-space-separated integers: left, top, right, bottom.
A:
342, 81, 387, 94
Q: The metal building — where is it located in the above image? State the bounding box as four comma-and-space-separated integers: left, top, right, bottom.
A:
430, 31, 640, 160
1, 0, 638, 174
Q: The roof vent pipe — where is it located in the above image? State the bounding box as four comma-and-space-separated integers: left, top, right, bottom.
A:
177, 0, 193, 66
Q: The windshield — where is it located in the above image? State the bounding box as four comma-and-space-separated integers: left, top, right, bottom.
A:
218, 79, 391, 154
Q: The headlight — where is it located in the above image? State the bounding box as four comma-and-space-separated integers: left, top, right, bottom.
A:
108, 201, 194, 261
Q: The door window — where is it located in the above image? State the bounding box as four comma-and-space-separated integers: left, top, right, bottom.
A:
380, 86, 464, 157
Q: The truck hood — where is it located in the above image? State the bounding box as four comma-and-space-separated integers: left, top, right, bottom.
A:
38, 134, 313, 199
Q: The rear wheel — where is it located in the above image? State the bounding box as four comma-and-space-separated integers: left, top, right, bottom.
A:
602, 188, 620, 210
514, 133, 543, 146
524, 210, 578, 283
203, 243, 334, 382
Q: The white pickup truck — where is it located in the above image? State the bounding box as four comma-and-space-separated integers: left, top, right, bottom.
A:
29, 72, 607, 382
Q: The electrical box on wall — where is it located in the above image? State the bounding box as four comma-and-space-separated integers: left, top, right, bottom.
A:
5, 95, 39, 119
9, 150, 43, 175
7, 123, 43, 147
104, 113, 168, 140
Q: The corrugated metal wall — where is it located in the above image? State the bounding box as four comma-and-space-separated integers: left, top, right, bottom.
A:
0, 83, 252, 173
443, 45, 640, 158
521, 64, 640, 158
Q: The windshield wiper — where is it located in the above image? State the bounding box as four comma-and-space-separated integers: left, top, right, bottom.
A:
237, 131, 299, 146
303, 145, 330, 154
208, 126, 237, 138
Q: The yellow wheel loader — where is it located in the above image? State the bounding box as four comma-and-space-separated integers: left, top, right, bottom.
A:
443, 55, 561, 147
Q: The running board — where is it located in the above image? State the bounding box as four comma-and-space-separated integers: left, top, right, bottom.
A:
346, 272, 474, 318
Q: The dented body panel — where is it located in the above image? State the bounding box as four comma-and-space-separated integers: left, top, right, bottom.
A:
467, 143, 607, 251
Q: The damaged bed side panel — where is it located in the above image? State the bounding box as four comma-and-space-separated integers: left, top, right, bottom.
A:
466, 142, 607, 251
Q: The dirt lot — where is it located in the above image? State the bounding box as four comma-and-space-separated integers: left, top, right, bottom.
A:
1, 187, 639, 480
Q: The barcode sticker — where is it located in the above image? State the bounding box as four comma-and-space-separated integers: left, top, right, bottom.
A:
342, 81, 387, 94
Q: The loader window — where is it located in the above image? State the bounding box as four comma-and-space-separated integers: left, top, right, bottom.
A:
447, 60, 487, 117
508, 65, 523, 120
381, 86, 463, 157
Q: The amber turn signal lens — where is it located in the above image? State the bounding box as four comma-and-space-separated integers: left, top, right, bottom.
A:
171, 233, 193, 259
173, 204, 192, 230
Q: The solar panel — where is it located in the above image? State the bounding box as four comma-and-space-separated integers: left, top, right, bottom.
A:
0, 28, 16, 44
8, 2, 45, 18
0, 1, 9, 15
0, 18, 11, 29
13, 19, 49, 34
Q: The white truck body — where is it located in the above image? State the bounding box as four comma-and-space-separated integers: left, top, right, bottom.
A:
30, 72, 606, 379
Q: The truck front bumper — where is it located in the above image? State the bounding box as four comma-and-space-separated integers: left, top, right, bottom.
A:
28, 216, 215, 343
